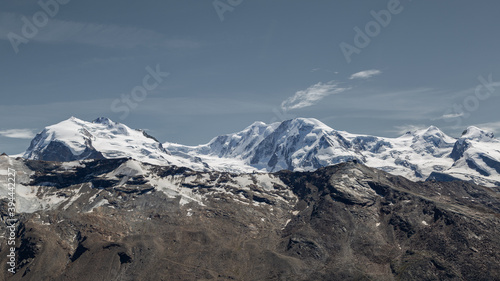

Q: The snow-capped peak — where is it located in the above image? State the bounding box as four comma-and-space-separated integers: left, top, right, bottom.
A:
406, 125, 456, 149
24, 117, 182, 167
460, 126, 495, 141
166, 118, 358, 172
92, 117, 115, 126
239, 120, 280, 137
419, 125, 444, 136
399, 125, 447, 139
278, 118, 333, 134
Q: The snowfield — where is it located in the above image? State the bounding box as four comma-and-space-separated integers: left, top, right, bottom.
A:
21, 117, 500, 187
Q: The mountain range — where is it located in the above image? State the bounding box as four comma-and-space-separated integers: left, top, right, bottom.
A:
20, 117, 500, 187
2, 117, 500, 280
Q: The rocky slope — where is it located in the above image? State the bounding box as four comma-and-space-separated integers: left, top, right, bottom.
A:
1, 155, 499, 280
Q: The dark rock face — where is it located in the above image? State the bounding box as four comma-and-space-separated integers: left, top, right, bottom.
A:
1, 160, 499, 280
450, 139, 470, 161
278, 164, 500, 280
23, 158, 128, 188
24, 140, 104, 162
480, 154, 500, 174
426, 172, 462, 182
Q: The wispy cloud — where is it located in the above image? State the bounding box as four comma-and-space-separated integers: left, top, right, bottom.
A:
281, 81, 350, 111
435, 112, 465, 120
311, 87, 451, 121
309, 68, 338, 74
0, 129, 35, 139
473, 121, 500, 136
349, 69, 382, 80
0, 12, 199, 49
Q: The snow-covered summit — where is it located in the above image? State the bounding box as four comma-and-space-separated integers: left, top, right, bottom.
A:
166, 117, 360, 172
399, 126, 456, 155
460, 126, 495, 141
91, 117, 116, 126
23, 117, 206, 169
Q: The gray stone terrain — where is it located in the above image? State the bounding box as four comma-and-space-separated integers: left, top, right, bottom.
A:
1, 157, 499, 280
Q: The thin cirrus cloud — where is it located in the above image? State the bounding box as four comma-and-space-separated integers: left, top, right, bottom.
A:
349, 69, 382, 80
437, 112, 465, 120
474, 121, 500, 135
281, 69, 383, 111
0, 129, 36, 139
0, 12, 199, 49
281, 81, 351, 111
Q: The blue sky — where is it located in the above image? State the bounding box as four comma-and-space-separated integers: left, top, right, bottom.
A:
1, 0, 500, 154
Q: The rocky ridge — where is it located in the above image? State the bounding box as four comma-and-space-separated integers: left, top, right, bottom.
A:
1, 155, 499, 280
